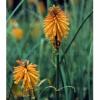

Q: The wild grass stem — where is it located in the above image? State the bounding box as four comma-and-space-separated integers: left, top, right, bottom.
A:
55, 36, 60, 100
56, 48, 60, 100
7, 0, 24, 22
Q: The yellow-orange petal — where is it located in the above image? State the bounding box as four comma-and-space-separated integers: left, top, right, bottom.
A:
44, 5, 70, 48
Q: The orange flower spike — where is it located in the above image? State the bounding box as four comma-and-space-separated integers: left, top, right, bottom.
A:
13, 60, 40, 92
44, 5, 70, 48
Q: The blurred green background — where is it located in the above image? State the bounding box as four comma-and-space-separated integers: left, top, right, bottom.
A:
7, 0, 93, 100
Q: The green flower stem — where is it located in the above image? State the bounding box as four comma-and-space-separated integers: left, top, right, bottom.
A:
56, 48, 60, 100
29, 90, 32, 100
55, 35, 60, 100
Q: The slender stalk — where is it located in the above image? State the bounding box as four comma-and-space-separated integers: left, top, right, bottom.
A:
34, 90, 38, 100
29, 91, 32, 100
7, 0, 24, 22
55, 36, 60, 100
56, 48, 60, 100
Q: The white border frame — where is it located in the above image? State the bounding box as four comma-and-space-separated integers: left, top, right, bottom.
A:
0, 0, 6, 99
